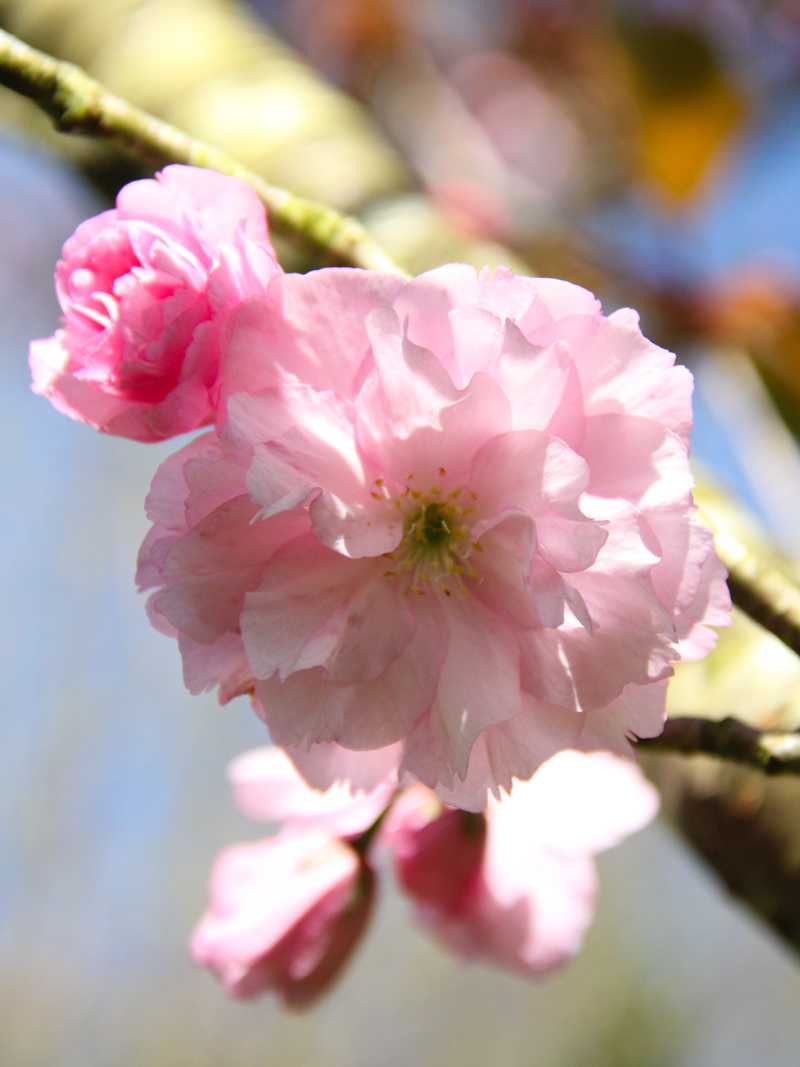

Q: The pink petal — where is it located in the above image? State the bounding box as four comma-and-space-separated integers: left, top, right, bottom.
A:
493, 749, 660, 856
404, 596, 522, 785
141, 432, 221, 534
675, 548, 731, 661
495, 325, 586, 450
526, 310, 693, 448
358, 307, 512, 486
432, 694, 583, 812
582, 413, 694, 511
241, 535, 414, 684
283, 741, 404, 794
190, 829, 367, 1003
254, 591, 446, 750
219, 269, 406, 414
178, 629, 254, 703
575, 679, 669, 757
154, 500, 309, 644
229, 746, 395, 836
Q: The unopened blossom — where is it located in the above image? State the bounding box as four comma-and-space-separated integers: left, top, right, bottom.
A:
389, 750, 660, 973
30, 165, 280, 441
139, 264, 730, 808
191, 747, 382, 1006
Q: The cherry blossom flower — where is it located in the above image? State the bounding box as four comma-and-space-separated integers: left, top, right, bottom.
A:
192, 744, 659, 1000
30, 165, 280, 441
191, 748, 381, 1006
388, 750, 660, 973
138, 264, 730, 808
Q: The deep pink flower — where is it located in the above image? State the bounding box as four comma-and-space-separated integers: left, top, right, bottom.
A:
30, 165, 280, 442
389, 750, 660, 973
138, 264, 730, 808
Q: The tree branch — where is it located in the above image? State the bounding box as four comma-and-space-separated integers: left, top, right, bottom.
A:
638, 716, 800, 775
711, 523, 800, 658
0, 29, 405, 275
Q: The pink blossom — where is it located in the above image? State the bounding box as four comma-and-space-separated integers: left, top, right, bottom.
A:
191, 829, 375, 1006
138, 264, 730, 808
191, 746, 387, 1005
30, 165, 280, 442
228, 744, 396, 838
389, 750, 660, 973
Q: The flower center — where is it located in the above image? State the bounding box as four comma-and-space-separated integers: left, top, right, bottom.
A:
379, 478, 482, 597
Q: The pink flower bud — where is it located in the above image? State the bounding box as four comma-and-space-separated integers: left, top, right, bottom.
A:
191, 829, 375, 1007
394, 804, 486, 914
30, 165, 280, 442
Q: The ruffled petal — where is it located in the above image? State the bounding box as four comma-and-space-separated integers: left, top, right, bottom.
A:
241, 535, 414, 684
254, 591, 445, 749
153, 500, 309, 644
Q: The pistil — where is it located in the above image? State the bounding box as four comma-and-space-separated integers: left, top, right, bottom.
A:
379, 474, 482, 596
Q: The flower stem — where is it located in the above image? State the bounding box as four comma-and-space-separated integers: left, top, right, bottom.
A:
638, 716, 800, 775
0, 28, 407, 275
351, 793, 399, 856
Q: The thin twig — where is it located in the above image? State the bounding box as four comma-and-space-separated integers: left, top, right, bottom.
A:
638, 716, 800, 775
0, 28, 406, 275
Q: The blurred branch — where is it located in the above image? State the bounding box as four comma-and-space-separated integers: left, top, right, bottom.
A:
710, 519, 800, 658
639, 716, 800, 774
0, 29, 406, 275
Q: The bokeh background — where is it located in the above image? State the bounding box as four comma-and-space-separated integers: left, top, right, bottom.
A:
6, 1, 800, 1063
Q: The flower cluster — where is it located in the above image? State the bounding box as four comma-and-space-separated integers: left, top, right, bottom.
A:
32, 164, 729, 997
191, 745, 659, 1004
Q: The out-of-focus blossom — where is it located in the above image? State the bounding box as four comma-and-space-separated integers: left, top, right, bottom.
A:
229, 744, 396, 837
138, 263, 730, 809
389, 750, 660, 973
191, 829, 375, 1006
196, 743, 659, 999
30, 166, 281, 442
191, 746, 383, 1006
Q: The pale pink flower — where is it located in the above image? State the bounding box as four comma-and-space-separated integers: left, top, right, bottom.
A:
389, 750, 660, 973
138, 264, 730, 808
30, 165, 280, 442
191, 746, 384, 1006
228, 745, 396, 838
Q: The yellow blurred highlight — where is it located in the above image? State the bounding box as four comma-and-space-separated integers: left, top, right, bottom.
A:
637, 78, 744, 202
